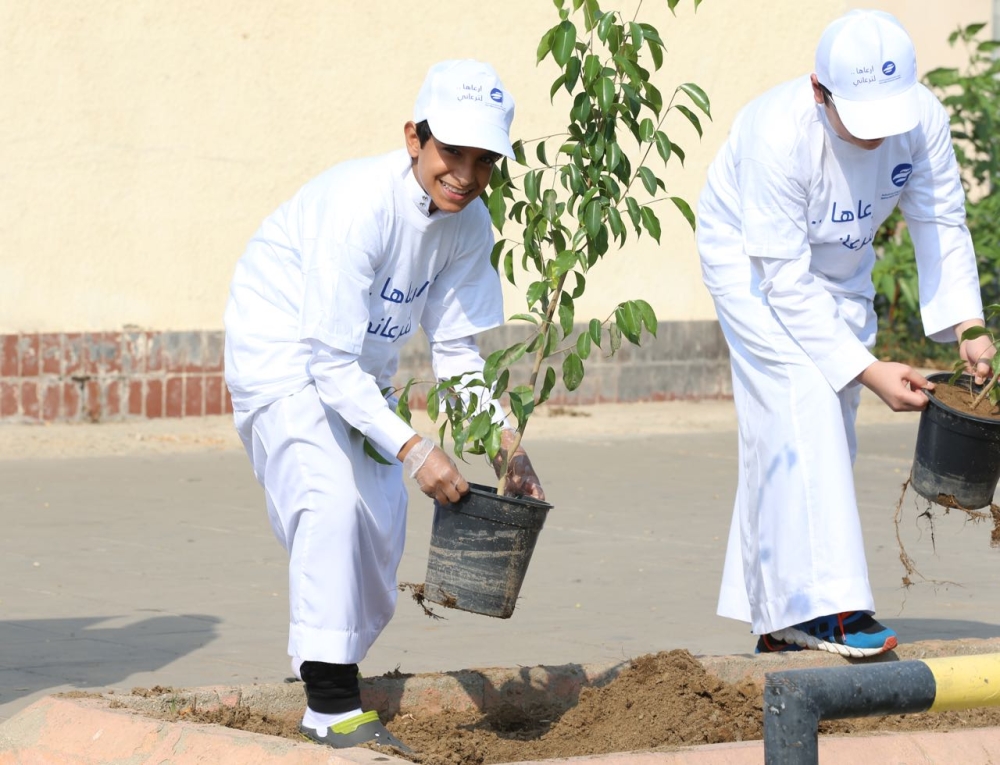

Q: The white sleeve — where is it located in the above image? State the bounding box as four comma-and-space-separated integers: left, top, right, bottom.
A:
430, 336, 510, 427
899, 93, 983, 342
737, 157, 812, 261
420, 209, 505, 342
756, 255, 878, 392
308, 341, 417, 460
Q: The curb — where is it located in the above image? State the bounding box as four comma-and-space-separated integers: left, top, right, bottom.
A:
4, 638, 1000, 764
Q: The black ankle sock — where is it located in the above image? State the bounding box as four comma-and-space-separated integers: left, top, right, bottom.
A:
299, 661, 361, 714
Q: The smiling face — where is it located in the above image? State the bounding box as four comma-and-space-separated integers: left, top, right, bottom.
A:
810, 74, 886, 151
404, 121, 500, 214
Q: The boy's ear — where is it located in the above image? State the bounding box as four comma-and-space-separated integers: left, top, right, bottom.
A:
404, 121, 421, 160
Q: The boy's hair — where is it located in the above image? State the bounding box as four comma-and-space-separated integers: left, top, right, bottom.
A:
415, 120, 433, 147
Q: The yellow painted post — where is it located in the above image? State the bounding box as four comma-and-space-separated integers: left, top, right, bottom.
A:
925, 654, 1000, 712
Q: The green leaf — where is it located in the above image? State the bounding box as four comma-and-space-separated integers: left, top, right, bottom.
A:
509, 312, 540, 325
654, 130, 672, 164
485, 424, 503, 462
637, 166, 657, 195
635, 298, 657, 337
487, 188, 506, 232
489, 239, 505, 272
468, 411, 492, 441
961, 325, 991, 341
536, 141, 548, 166
615, 302, 643, 343
583, 53, 602, 84
565, 56, 582, 93
646, 39, 664, 70
671, 196, 696, 231
538, 366, 557, 404
364, 438, 392, 465
607, 206, 625, 244
584, 199, 603, 238
553, 249, 577, 276
552, 20, 578, 67
571, 271, 586, 299
625, 197, 642, 231
597, 77, 616, 114
675, 104, 703, 137
524, 169, 540, 203
562, 352, 585, 391
679, 82, 712, 117
638, 117, 655, 141
576, 331, 592, 359
537, 27, 555, 63
526, 280, 548, 308
559, 292, 575, 336
589, 317, 603, 347
640, 205, 661, 243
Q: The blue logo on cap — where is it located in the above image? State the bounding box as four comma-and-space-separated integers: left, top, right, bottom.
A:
490, 88, 503, 104
882, 61, 896, 76
891, 163, 912, 187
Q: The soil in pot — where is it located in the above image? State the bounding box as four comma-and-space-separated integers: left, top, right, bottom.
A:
932, 381, 1000, 420
136, 650, 1000, 764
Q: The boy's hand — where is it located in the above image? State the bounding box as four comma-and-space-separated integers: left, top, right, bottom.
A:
960, 334, 995, 386
856, 361, 931, 412
492, 430, 546, 501
401, 436, 469, 505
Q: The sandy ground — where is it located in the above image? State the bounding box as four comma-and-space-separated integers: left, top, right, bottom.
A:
0, 392, 914, 460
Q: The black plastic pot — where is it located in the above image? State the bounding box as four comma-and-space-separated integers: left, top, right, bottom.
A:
911, 372, 1000, 509
423, 482, 552, 619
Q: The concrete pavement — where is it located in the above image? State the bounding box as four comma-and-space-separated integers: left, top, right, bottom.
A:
2, 400, 1000, 731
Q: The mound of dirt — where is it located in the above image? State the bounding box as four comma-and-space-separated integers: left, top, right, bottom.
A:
143, 649, 1000, 764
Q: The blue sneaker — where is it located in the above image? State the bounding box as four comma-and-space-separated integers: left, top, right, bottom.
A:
763, 612, 897, 658
755, 633, 803, 653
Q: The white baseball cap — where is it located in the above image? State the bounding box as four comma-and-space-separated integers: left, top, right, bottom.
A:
413, 59, 516, 158
815, 10, 920, 140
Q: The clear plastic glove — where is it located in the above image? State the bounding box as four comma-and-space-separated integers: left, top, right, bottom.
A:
492, 429, 546, 501
402, 436, 469, 505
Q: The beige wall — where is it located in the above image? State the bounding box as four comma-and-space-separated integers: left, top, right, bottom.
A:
0, 0, 990, 333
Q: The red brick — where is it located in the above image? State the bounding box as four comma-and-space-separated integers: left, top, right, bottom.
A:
224, 387, 233, 414
41, 383, 60, 421
204, 375, 223, 416
146, 379, 164, 418
40, 334, 62, 375
19, 335, 39, 377
85, 380, 101, 422
0, 382, 18, 417
63, 382, 80, 420
21, 381, 39, 419
105, 380, 121, 418
1, 335, 19, 377
63, 334, 84, 377
165, 376, 183, 418
128, 380, 144, 416
184, 376, 203, 417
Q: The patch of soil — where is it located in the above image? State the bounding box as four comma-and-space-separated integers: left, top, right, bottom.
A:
143, 650, 1000, 764
932, 381, 1000, 420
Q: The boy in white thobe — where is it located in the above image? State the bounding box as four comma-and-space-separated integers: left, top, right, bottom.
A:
697, 10, 993, 657
224, 60, 544, 750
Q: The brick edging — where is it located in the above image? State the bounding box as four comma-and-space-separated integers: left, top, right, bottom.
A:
1, 321, 733, 423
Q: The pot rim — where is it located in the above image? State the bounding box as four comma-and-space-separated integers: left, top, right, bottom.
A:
924, 371, 1000, 426
464, 482, 553, 511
